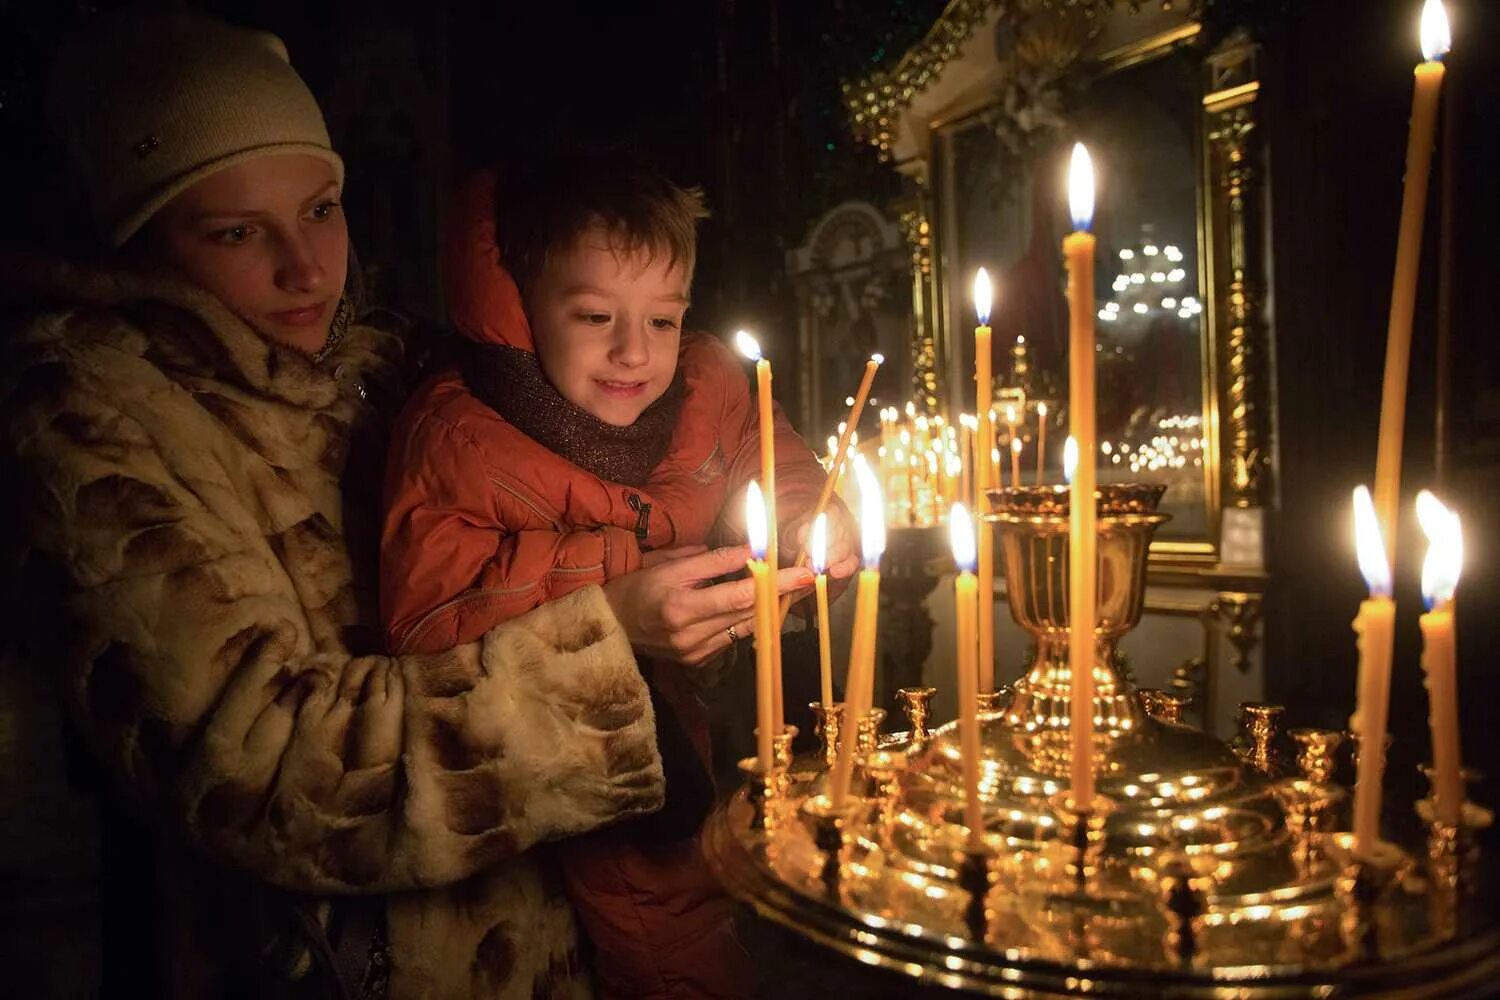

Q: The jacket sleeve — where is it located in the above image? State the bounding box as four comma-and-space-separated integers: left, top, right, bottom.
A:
6, 363, 663, 895
381, 410, 642, 656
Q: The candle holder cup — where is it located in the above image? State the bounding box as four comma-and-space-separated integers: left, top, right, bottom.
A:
809, 701, 844, 768
897, 686, 937, 743
802, 793, 859, 901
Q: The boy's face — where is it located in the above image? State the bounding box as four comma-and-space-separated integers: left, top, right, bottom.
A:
528, 225, 689, 427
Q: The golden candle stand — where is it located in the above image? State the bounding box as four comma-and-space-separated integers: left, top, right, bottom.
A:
704, 484, 1499, 996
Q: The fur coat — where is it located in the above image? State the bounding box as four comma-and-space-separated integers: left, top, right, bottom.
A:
0, 256, 666, 998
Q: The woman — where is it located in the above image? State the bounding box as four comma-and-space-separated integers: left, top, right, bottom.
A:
7, 11, 799, 998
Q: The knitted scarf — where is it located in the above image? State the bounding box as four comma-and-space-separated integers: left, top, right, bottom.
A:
461, 341, 684, 488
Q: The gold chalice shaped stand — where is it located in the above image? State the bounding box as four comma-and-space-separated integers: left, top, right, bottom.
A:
703, 484, 1499, 996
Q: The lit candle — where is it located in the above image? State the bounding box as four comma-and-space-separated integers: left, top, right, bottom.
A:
1064, 142, 1098, 806
736, 331, 783, 730
778, 353, 884, 622
973, 272, 997, 693
1036, 402, 1048, 484
827, 455, 885, 807
1373, 0, 1451, 561
951, 503, 984, 847
1350, 485, 1396, 858
745, 482, 776, 769
1416, 490, 1464, 825
811, 512, 834, 710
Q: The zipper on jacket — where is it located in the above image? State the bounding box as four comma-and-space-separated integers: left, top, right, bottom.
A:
626, 492, 653, 548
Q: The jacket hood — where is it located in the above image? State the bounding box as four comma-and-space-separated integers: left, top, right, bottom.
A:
442, 169, 535, 353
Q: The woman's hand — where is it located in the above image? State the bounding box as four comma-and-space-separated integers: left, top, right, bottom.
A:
781, 504, 860, 580
601, 545, 814, 666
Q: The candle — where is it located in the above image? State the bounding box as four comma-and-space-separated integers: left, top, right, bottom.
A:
1373, 0, 1451, 561
1350, 485, 1396, 858
951, 503, 984, 847
1036, 402, 1048, 484
827, 455, 885, 807
1064, 142, 1099, 805
778, 353, 884, 622
736, 330, 783, 730
973, 271, 997, 693
745, 482, 776, 769
1416, 489, 1464, 825
811, 512, 834, 709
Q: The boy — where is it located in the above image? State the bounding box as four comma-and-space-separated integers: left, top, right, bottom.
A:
381, 153, 854, 998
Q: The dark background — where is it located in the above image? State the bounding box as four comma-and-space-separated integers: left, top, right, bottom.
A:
2, 0, 1498, 994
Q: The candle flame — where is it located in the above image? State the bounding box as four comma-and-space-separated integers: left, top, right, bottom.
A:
1038, 401, 1048, 418
734, 329, 762, 361
973, 268, 993, 326
1011, 437, 1023, 456
810, 511, 829, 575
1352, 485, 1392, 598
870, 352, 885, 365
1063, 436, 1079, 484
745, 481, 768, 559
1416, 490, 1462, 608
1421, 0, 1451, 61
1006, 404, 1017, 425
949, 503, 976, 573
1069, 142, 1095, 232
853, 453, 885, 568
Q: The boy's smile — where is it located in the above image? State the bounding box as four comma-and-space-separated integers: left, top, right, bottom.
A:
527, 224, 689, 427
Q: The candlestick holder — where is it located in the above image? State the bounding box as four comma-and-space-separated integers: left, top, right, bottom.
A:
1328, 835, 1406, 963
958, 844, 994, 941
1141, 687, 1192, 725
1416, 765, 1492, 941
737, 756, 776, 833
856, 707, 886, 754
773, 724, 799, 773
1157, 853, 1215, 968
1047, 791, 1114, 892
703, 482, 1500, 996
896, 686, 936, 743
802, 793, 859, 901
1232, 701, 1286, 777
860, 749, 907, 843
809, 701, 843, 768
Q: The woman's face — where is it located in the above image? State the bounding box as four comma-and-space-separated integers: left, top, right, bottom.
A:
145, 154, 348, 354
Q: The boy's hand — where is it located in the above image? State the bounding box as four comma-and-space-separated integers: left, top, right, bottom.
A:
602, 545, 814, 667
782, 506, 860, 580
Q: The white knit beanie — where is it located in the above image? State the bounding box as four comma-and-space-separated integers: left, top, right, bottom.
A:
47, 10, 345, 247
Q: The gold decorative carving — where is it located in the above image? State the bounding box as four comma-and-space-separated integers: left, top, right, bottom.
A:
898, 195, 941, 410
1211, 590, 1263, 674
1206, 36, 1268, 509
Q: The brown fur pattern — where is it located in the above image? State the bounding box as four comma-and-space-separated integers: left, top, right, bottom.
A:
1, 255, 665, 997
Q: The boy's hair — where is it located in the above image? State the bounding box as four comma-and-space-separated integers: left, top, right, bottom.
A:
495, 149, 709, 297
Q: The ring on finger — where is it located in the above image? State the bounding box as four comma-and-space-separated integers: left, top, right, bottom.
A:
726, 623, 739, 642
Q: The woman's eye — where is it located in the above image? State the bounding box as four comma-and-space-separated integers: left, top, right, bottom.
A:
578, 312, 611, 325
309, 199, 342, 221
650, 317, 681, 331
209, 225, 252, 245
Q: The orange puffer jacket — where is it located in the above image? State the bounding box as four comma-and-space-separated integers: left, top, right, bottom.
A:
380, 172, 825, 657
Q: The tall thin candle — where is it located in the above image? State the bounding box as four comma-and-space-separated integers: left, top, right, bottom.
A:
736, 331, 783, 730
1373, 0, 1451, 562
1416, 490, 1464, 825
1350, 485, 1396, 858
973, 271, 997, 693
827, 456, 885, 808
1063, 142, 1099, 806
744, 482, 775, 769
951, 503, 984, 847
810, 513, 834, 710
